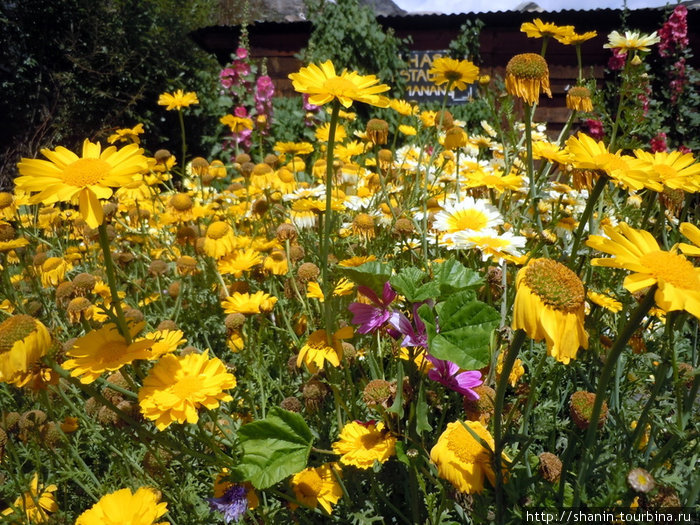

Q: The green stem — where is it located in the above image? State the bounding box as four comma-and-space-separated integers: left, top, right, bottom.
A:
97, 223, 131, 343
609, 57, 630, 151
177, 109, 187, 180
573, 286, 657, 506
494, 329, 526, 525
567, 174, 608, 271
524, 104, 543, 235
321, 100, 341, 341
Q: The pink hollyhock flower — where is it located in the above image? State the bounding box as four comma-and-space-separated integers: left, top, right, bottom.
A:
424, 354, 482, 400
658, 5, 688, 57
348, 282, 397, 334
650, 132, 668, 153
584, 119, 605, 141
678, 145, 691, 154
608, 48, 627, 71
236, 47, 248, 59
255, 76, 275, 101
234, 106, 248, 117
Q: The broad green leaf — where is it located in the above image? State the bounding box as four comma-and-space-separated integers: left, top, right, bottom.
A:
338, 261, 393, 294
419, 291, 499, 370
236, 407, 314, 489
432, 259, 483, 297
390, 267, 439, 303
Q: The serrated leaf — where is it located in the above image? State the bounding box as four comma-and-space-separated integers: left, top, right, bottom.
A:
236, 407, 314, 489
419, 291, 499, 370
338, 261, 393, 295
432, 259, 483, 297
390, 267, 439, 303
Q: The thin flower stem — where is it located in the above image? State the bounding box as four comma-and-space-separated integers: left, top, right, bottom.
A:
321, 100, 341, 342
177, 109, 187, 180
97, 223, 131, 343
573, 286, 657, 506
494, 328, 526, 525
567, 174, 608, 271
524, 104, 543, 235
608, 58, 630, 151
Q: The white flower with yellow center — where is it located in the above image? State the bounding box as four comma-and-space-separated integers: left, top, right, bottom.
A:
433, 197, 503, 247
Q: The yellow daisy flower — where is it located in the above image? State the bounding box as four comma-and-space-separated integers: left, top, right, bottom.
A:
557, 30, 597, 46
679, 222, 700, 257
218, 249, 263, 277
398, 124, 417, 136
332, 420, 396, 469
0, 315, 51, 386
75, 487, 167, 525
496, 352, 525, 387
629, 149, 700, 193
587, 291, 623, 313
220, 114, 253, 133
157, 89, 199, 110
315, 122, 347, 143
520, 18, 574, 40
430, 420, 506, 494
221, 291, 278, 315
297, 326, 353, 373
142, 329, 187, 359
288, 60, 390, 108
389, 98, 417, 116
107, 123, 144, 145
138, 351, 236, 430
63, 323, 154, 384
428, 57, 479, 91
512, 258, 588, 364
505, 53, 552, 105
203, 221, 238, 259
15, 139, 148, 228
291, 463, 343, 514
566, 86, 594, 112
586, 223, 700, 319
1, 473, 58, 524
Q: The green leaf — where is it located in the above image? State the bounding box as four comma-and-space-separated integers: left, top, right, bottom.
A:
415, 380, 432, 436
387, 361, 404, 418
236, 407, 314, 489
394, 441, 410, 467
431, 259, 483, 297
419, 291, 499, 370
338, 261, 393, 294
390, 267, 439, 303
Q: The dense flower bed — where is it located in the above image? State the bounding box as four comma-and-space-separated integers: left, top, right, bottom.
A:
0, 14, 698, 524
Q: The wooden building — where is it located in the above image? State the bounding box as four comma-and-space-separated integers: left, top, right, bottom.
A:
190, 3, 700, 127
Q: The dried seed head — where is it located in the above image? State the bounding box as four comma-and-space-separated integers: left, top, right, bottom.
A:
297, 262, 320, 283
570, 390, 607, 430
538, 452, 563, 483
280, 396, 302, 413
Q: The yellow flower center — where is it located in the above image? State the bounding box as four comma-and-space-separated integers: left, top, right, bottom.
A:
42, 257, 63, 272
446, 209, 489, 232
353, 213, 375, 231
67, 297, 92, 313
567, 86, 591, 99
639, 251, 699, 290
63, 158, 111, 187
0, 192, 13, 208
170, 193, 194, 212
297, 470, 323, 496
523, 259, 585, 312
0, 315, 37, 354
653, 164, 677, 181
323, 76, 358, 98
444, 70, 463, 81
207, 221, 230, 240
506, 53, 549, 80
359, 429, 384, 450
446, 423, 487, 463
171, 375, 203, 398
278, 168, 295, 183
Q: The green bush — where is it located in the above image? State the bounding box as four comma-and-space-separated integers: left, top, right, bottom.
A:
0, 0, 221, 187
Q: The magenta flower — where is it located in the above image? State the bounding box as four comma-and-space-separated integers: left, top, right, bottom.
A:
236, 47, 249, 59
584, 119, 605, 141
650, 132, 668, 153
348, 282, 397, 334
424, 354, 482, 400
389, 304, 429, 349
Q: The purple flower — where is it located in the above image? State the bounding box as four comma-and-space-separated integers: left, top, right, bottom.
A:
208, 485, 249, 523
348, 282, 396, 334
389, 309, 428, 349
424, 355, 482, 400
